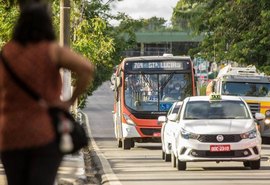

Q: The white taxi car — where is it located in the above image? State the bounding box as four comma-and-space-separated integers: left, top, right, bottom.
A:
159, 101, 183, 162
170, 94, 264, 170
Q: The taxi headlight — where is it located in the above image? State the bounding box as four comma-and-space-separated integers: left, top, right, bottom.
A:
240, 128, 257, 139
181, 129, 200, 140
123, 113, 136, 126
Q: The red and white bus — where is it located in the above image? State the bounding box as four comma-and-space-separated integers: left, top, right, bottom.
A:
112, 55, 196, 149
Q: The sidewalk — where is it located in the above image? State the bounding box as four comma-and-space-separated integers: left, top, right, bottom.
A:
0, 111, 94, 185
0, 163, 7, 184
0, 153, 86, 185
57, 153, 86, 185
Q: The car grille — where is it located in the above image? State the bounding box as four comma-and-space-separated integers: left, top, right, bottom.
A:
190, 149, 251, 158
247, 103, 260, 117
198, 134, 242, 143
140, 128, 160, 136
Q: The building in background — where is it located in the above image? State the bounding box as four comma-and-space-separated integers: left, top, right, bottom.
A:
122, 32, 203, 57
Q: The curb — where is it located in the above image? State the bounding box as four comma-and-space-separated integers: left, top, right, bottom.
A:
79, 111, 102, 185
81, 111, 122, 185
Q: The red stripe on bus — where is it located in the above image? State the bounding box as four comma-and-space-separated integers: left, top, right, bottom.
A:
260, 106, 270, 109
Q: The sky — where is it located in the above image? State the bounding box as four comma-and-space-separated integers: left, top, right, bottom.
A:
110, 0, 179, 25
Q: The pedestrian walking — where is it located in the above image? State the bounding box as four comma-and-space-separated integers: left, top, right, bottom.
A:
0, 2, 94, 185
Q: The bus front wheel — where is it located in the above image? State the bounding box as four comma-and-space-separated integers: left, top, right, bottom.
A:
122, 138, 131, 150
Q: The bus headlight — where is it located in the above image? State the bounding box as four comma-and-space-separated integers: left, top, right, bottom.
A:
181, 129, 199, 140
123, 113, 136, 126
240, 128, 257, 139
265, 119, 270, 125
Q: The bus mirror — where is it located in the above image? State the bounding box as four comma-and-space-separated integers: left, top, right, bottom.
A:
116, 77, 122, 87
168, 113, 177, 121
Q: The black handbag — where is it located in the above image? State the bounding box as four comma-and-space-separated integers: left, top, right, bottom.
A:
48, 107, 88, 154
0, 50, 88, 154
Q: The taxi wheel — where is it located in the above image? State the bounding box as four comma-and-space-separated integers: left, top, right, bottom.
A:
131, 140, 135, 148
243, 161, 250, 167
162, 151, 165, 160
117, 139, 122, 148
249, 159, 260, 170
171, 153, 176, 168
122, 138, 131, 150
164, 153, 171, 162
177, 159, 186, 171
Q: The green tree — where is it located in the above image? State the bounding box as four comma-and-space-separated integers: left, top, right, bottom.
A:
0, 4, 18, 46
172, 0, 270, 71
142, 16, 166, 31
0, 0, 124, 108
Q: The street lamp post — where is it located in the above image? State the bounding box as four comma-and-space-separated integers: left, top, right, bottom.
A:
60, 0, 72, 102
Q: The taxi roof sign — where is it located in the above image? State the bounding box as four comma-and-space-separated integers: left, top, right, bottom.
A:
209, 93, 222, 101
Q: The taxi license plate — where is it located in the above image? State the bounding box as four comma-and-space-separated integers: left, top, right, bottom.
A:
153, 132, 161, 137
210, 145, 230, 152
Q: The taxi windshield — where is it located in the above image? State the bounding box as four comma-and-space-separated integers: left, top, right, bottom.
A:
184, 100, 251, 119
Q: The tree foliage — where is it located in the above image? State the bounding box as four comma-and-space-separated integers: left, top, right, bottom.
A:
172, 0, 270, 74
66, 0, 116, 108
0, 4, 18, 46
116, 15, 167, 32
0, 0, 126, 108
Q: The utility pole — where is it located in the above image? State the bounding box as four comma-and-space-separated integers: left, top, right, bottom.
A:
60, 0, 72, 102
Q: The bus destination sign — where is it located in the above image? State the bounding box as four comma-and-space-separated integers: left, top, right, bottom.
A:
131, 61, 184, 70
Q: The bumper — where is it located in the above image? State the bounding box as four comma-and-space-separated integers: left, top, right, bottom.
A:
176, 137, 261, 162
122, 123, 161, 139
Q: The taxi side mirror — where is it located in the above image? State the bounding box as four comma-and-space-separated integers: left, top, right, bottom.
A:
168, 113, 178, 122
157, 116, 167, 125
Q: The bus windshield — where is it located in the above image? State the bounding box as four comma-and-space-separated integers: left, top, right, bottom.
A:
222, 82, 270, 97
124, 73, 192, 112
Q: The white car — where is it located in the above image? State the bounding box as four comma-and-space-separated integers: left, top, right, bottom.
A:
159, 101, 183, 162
169, 95, 264, 170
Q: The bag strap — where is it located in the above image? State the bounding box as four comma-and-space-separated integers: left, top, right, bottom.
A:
0, 50, 44, 104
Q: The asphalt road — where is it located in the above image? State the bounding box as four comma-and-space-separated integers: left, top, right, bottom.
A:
84, 81, 270, 185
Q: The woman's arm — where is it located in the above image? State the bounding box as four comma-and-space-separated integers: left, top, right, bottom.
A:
50, 42, 95, 107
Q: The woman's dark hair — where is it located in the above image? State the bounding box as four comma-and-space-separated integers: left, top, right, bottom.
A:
12, 3, 56, 45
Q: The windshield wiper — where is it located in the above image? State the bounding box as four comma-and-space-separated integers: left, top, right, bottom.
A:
160, 72, 176, 90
